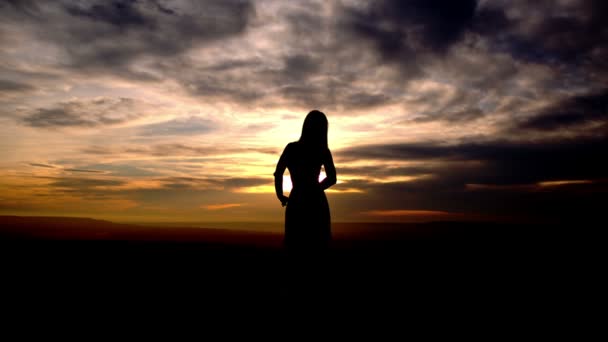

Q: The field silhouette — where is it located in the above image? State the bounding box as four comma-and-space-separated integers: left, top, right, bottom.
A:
1, 215, 574, 322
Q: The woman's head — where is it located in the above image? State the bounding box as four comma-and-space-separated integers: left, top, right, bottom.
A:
299, 110, 328, 148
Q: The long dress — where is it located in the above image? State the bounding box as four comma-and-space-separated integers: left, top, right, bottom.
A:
279, 141, 331, 252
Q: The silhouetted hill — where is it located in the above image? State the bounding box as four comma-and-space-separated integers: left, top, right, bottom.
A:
0, 215, 545, 245
0, 215, 576, 324
0, 215, 283, 246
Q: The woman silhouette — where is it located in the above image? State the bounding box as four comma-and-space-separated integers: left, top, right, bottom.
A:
274, 110, 337, 255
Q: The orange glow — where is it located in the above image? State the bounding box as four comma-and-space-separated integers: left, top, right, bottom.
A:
538, 180, 592, 187
360, 209, 471, 222
363, 210, 452, 217
466, 183, 535, 191
202, 203, 243, 210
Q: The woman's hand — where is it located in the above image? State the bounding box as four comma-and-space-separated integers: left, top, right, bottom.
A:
279, 195, 289, 207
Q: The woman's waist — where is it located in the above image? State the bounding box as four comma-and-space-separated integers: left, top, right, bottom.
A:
290, 182, 323, 192
291, 180, 322, 188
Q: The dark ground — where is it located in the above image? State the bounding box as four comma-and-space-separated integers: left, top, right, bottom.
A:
0, 216, 589, 328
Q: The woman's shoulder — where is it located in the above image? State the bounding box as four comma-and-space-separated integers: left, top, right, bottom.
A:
286, 141, 300, 149
281, 141, 299, 155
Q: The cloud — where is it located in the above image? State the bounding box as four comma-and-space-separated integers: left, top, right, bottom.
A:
330, 170, 605, 223
338, 0, 608, 73
36, 174, 269, 200
137, 116, 216, 136
0, 79, 35, 93
404, 83, 487, 123
157, 176, 268, 191
41, 176, 128, 199
514, 89, 608, 132
48, 177, 125, 188
2, 0, 606, 117
338, 135, 608, 186
123, 144, 210, 157
64, 168, 104, 173
338, 165, 432, 177
341, 0, 478, 59
1, 0, 254, 73
21, 98, 148, 128
72, 163, 161, 177
329, 133, 607, 218
29, 162, 103, 173
475, 0, 608, 69
29, 163, 55, 168
3, 0, 580, 117
123, 143, 276, 157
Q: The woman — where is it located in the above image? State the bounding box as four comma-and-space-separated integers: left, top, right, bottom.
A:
274, 110, 337, 254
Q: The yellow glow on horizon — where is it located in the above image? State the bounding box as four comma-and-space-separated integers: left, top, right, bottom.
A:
363, 210, 453, 217
202, 203, 243, 210
538, 180, 592, 187
368, 175, 430, 183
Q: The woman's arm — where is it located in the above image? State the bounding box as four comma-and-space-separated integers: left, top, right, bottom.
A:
274, 144, 289, 206
320, 148, 337, 191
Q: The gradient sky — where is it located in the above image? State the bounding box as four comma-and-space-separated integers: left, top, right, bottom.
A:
0, 0, 606, 225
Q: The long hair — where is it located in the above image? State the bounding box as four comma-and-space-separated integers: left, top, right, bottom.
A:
299, 110, 328, 149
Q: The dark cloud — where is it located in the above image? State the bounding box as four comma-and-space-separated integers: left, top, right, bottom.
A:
157, 176, 267, 191
334, 175, 605, 223
406, 87, 486, 123
222, 177, 269, 189
49, 177, 125, 188
21, 98, 146, 128
420, 107, 484, 123
180, 73, 263, 103
75, 163, 161, 177
338, 165, 432, 178
475, 1, 608, 69
171, 53, 327, 108
2, 0, 606, 117
81, 146, 114, 155
332, 0, 608, 115
343, 92, 392, 109
0, 79, 35, 93
137, 116, 216, 136
333, 134, 608, 222
131, 143, 226, 157
64, 1, 153, 29
342, 0, 478, 58
81, 143, 277, 158
23, 108, 93, 128
64, 169, 104, 173
338, 136, 608, 186
339, 0, 608, 71
515, 89, 608, 131
28, 163, 102, 173
1, 0, 253, 71
29, 175, 130, 201
144, 3, 421, 110
29, 163, 55, 168
40, 174, 268, 197
41, 176, 127, 199
283, 54, 320, 79
335, 0, 479, 88
281, 2, 324, 38
139, 143, 277, 157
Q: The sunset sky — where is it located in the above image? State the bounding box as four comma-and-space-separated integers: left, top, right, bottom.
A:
1, 0, 606, 226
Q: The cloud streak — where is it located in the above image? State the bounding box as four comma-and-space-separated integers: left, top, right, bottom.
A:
21, 98, 148, 128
